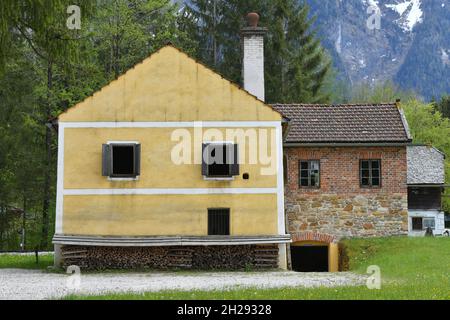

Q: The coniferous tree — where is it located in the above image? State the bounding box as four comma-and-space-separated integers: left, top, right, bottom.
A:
181, 0, 331, 103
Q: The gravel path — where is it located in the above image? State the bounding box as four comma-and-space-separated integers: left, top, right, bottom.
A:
0, 269, 367, 300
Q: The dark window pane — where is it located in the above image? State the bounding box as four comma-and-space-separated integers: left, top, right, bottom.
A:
371, 160, 380, 169
300, 178, 309, 186
412, 217, 423, 231
207, 144, 231, 177
372, 178, 380, 186
300, 170, 309, 178
112, 145, 135, 175
300, 161, 308, 170
361, 161, 369, 169
361, 178, 370, 186
361, 169, 370, 178
372, 169, 380, 178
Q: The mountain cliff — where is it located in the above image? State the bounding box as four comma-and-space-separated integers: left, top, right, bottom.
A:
307, 0, 450, 100
177, 0, 450, 100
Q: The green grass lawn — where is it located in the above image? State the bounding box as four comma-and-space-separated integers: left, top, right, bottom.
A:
65, 237, 450, 300
0, 253, 54, 270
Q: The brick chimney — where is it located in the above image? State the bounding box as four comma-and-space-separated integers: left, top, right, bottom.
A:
241, 13, 267, 102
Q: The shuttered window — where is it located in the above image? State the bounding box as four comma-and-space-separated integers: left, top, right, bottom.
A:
102, 143, 141, 178
202, 143, 239, 177
360, 160, 381, 187
208, 208, 230, 235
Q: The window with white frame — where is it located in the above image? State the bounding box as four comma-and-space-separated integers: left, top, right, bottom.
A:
412, 217, 435, 231
202, 143, 239, 178
102, 142, 141, 178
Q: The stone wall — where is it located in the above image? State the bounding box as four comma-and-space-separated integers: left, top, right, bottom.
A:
284, 147, 408, 240
61, 245, 279, 270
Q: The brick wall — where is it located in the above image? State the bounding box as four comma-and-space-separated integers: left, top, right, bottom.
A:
284, 147, 408, 240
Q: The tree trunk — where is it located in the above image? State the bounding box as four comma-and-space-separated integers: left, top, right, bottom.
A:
21, 196, 27, 251
40, 60, 53, 250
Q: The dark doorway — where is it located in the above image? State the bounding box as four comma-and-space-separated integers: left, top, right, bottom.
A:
291, 245, 328, 272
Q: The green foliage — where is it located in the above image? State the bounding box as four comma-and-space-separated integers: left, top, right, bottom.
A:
347, 81, 418, 104
434, 95, 450, 120
402, 100, 450, 212
0, 0, 195, 250
182, 0, 331, 103
0, 253, 54, 269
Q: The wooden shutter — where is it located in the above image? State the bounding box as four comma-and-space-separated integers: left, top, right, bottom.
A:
134, 144, 141, 176
102, 144, 111, 176
229, 144, 239, 176
202, 143, 209, 176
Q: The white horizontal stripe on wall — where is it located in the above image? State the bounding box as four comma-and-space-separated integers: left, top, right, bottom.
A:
63, 188, 278, 196
60, 121, 280, 128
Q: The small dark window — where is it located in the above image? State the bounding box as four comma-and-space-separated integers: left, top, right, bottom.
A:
299, 160, 320, 188
102, 143, 141, 178
412, 217, 423, 231
445, 214, 450, 229
208, 208, 230, 235
202, 143, 239, 177
360, 160, 381, 187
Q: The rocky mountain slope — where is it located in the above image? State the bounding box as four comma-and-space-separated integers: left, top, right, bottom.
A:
307, 0, 450, 100
177, 0, 450, 100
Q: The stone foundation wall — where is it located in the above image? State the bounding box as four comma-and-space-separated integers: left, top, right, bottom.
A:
61, 245, 279, 270
286, 193, 408, 239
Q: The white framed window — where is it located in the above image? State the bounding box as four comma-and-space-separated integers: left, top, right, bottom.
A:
423, 217, 435, 230
201, 142, 239, 178
102, 142, 141, 179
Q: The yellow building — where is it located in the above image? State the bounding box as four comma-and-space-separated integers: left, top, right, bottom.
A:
52, 44, 290, 269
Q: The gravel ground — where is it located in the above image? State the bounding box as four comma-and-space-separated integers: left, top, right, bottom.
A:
0, 269, 367, 300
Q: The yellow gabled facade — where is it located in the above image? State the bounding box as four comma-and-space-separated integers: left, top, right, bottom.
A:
54, 46, 288, 269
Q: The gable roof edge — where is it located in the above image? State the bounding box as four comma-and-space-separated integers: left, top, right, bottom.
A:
56, 44, 282, 121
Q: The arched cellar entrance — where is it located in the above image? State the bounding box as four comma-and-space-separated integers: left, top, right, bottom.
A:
289, 232, 339, 272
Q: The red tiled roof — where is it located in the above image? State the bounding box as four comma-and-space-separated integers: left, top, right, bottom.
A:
271, 103, 411, 144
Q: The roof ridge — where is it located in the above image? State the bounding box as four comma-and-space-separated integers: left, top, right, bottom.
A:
271, 102, 397, 106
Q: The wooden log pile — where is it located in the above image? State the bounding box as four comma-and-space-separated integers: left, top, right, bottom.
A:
61, 244, 279, 270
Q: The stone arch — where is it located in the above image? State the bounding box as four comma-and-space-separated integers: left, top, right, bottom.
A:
291, 231, 337, 244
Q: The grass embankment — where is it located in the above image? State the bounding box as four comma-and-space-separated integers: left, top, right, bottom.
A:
65, 237, 450, 300
0, 253, 54, 270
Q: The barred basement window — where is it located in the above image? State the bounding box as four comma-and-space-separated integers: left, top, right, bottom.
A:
360, 160, 381, 187
299, 160, 320, 188
412, 217, 436, 231
412, 217, 423, 231
202, 143, 239, 178
102, 143, 141, 178
208, 208, 230, 235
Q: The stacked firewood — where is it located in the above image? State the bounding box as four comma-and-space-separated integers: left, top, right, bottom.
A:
61, 244, 279, 270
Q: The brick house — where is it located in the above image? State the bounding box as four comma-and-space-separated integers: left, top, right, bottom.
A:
271, 103, 412, 271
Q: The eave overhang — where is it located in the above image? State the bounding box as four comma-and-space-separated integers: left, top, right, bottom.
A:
53, 234, 292, 247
